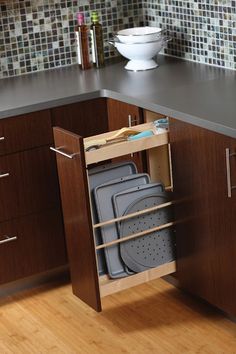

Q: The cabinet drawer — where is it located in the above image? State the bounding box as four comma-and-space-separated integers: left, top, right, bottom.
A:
0, 110, 53, 155
0, 209, 67, 285
0, 146, 60, 222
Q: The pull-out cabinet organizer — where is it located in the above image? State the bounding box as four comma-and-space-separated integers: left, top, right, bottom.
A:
52, 122, 176, 311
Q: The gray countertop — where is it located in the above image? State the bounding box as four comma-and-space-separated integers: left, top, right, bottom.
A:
1, 55, 235, 138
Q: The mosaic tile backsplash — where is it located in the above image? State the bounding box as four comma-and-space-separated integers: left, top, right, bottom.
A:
0, 0, 143, 78
0, 0, 236, 78
143, 0, 236, 70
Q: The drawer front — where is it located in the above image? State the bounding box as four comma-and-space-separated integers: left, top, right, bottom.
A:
0, 209, 67, 285
0, 146, 60, 222
0, 110, 53, 155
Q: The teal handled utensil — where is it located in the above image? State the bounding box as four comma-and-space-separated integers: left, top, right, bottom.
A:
127, 130, 154, 141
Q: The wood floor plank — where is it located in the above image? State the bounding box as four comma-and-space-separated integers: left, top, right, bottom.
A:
0, 279, 236, 354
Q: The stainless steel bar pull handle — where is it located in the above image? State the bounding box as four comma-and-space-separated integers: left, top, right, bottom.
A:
0, 137, 5, 141
0, 235, 17, 245
128, 114, 137, 127
225, 148, 236, 198
0, 172, 9, 179
128, 114, 132, 127
50, 146, 80, 159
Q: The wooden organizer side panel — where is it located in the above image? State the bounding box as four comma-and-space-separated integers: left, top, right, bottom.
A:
144, 111, 172, 189
53, 127, 101, 312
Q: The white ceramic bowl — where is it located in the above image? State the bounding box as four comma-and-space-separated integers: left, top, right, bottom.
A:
116, 27, 163, 44
110, 38, 167, 71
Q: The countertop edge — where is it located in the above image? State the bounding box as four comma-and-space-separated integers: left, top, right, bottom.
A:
0, 91, 102, 119
103, 89, 236, 139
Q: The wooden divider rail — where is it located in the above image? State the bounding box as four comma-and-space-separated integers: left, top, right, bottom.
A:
52, 122, 176, 311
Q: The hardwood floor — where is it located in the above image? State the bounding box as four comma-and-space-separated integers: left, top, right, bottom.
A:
0, 278, 236, 354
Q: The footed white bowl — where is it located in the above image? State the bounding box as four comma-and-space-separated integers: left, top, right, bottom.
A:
116, 27, 163, 44
110, 38, 167, 71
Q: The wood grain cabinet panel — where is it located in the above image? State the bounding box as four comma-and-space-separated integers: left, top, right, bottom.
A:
51, 98, 108, 137
53, 127, 101, 311
0, 110, 53, 155
0, 209, 67, 285
0, 146, 60, 222
107, 98, 142, 129
169, 118, 236, 316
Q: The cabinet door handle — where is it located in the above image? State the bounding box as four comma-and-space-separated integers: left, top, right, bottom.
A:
225, 148, 236, 198
128, 114, 132, 127
0, 235, 17, 245
128, 114, 137, 127
0, 137, 5, 141
50, 146, 79, 159
0, 172, 9, 179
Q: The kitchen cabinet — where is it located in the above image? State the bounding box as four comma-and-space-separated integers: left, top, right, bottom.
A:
2, 96, 236, 318
0, 146, 60, 222
0, 110, 67, 285
0, 209, 66, 285
169, 118, 236, 316
52, 121, 175, 311
0, 98, 108, 286
107, 98, 142, 130
0, 110, 53, 155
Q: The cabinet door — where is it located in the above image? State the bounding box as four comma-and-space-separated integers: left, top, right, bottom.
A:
169, 118, 236, 316
107, 98, 144, 171
52, 127, 101, 312
0, 208, 67, 285
107, 98, 142, 130
51, 98, 108, 137
0, 146, 60, 222
0, 110, 53, 155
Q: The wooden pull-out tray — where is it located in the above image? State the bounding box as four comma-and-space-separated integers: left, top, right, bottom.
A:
52, 123, 175, 312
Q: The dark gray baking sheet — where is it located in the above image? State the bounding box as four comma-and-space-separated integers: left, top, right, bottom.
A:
88, 161, 137, 275
112, 183, 175, 272
93, 173, 150, 278
119, 194, 175, 272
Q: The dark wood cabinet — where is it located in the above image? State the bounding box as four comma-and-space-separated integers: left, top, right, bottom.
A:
107, 98, 142, 130
169, 118, 236, 316
51, 98, 108, 137
0, 146, 60, 222
0, 208, 67, 285
0, 110, 53, 155
0, 109, 67, 285
2, 97, 236, 317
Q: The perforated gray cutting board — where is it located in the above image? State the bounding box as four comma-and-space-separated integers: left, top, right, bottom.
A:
93, 173, 150, 278
113, 185, 175, 272
88, 161, 137, 275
